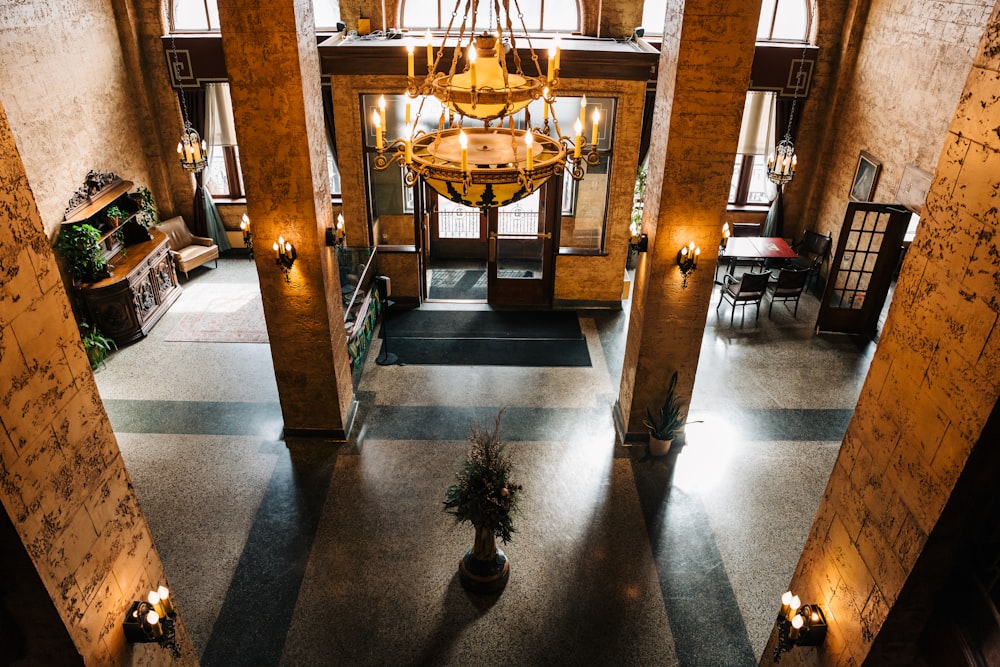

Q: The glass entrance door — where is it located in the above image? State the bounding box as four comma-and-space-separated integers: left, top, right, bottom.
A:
487, 188, 555, 308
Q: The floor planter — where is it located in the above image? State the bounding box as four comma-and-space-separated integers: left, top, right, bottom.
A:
458, 525, 510, 593
649, 435, 673, 457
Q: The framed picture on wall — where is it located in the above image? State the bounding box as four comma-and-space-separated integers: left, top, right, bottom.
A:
849, 151, 881, 201
894, 163, 933, 214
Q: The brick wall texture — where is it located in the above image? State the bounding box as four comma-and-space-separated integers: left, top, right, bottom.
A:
768, 3, 1000, 665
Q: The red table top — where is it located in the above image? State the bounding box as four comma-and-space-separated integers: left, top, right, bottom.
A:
723, 237, 797, 260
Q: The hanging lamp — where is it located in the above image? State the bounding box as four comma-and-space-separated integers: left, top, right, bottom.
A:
169, 33, 207, 173
767, 46, 810, 186
371, 0, 600, 210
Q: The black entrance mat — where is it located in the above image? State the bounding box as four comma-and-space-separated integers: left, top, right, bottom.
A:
382, 309, 591, 367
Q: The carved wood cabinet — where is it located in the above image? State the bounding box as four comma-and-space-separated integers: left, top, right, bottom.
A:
76, 230, 182, 345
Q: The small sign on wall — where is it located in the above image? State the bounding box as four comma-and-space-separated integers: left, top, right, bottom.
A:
894, 163, 933, 214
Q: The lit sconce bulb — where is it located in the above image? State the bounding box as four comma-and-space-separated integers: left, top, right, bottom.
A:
573, 119, 583, 158
337, 213, 345, 230
272, 240, 279, 253
145, 610, 163, 638
372, 108, 383, 150
579, 95, 587, 126
377, 95, 386, 135
694, 246, 700, 266
789, 613, 804, 641
147, 591, 165, 618
240, 213, 250, 231
787, 594, 801, 621
591, 108, 600, 147
405, 37, 415, 79
176, 142, 183, 155
780, 590, 793, 617
157, 585, 174, 616
284, 241, 292, 253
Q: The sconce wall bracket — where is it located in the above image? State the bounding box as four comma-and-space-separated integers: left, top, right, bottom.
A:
123, 600, 180, 657
773, 603, 827, 662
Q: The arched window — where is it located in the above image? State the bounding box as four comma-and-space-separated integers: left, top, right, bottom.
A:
169, 0, 342, 32
400, 0, 579, 32
641, 0, 809, 41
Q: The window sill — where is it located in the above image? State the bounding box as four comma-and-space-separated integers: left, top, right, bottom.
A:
726, 204, 770, 213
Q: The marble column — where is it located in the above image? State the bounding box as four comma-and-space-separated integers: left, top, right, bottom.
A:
217, 0, 355, 436
616, 0, 762, 438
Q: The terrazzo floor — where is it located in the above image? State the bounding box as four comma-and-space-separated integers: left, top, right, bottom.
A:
95, 256, 875, 666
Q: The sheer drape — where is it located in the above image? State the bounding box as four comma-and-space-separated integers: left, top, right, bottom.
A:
201, 83, 233, 251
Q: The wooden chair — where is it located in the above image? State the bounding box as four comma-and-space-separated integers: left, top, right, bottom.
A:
786, 230, 833, 290
766, 268, 810, 318
731, 222, 763, 237
717, 271, 770, 325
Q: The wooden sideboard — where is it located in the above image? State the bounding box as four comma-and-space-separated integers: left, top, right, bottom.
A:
76, 230, 182, 345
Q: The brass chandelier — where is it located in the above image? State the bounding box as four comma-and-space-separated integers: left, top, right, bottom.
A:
372, 0, 601, 209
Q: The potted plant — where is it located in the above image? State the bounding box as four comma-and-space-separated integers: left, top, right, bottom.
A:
130, 186, 159, 228
79, 322, 117, 370
643, 370, 686, 456
443, 409, 522, 593
57, 223, 111, 283
105, 205, 127, 229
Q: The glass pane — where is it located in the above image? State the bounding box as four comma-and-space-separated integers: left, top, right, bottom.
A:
729, 159, 741, 203
438, 199, 481, 239
513, 0, 542, 31
771, 0, 809, 41
206, 0, 220, 31
366, 154, 409, 218
498, 191, 540, 234
756, 0, 777, 39
314, 0, 341, 28
497, 234, 543, 278
173, 0, 210, 30
204, 152, 229, 196
642, 0, 668, 35
234, 146, 245, 195
543, 0, 579, 31
745, 155, 770, 204
326, 143, 341, 194
560, 154, 609, 250
402, 0, 438, 29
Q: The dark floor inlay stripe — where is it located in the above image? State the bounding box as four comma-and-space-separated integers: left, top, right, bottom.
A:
689, 408, 854, 442
102, 399, 283, 438
361, 405, 613, 442
632, 456, 756, 667
201, 439, 339, 667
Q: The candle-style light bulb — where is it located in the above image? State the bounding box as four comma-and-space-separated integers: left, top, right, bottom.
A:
156, 585, 174, 616
547, 44, 556, 82
591, 108, 600, 147
789, 613, 804, 641
787, 595, 801, 620
542, 87, 550, 121
579, 95, 587, 126
553, 34, 561, 70
524, 131, 534, 171
780, 591, 793, 617
337, 213, 345, 230
573, 119, 583, 158
425, 29, 433, 70
459, 130, 469, 172
372, 108, 383, 150
377, 95, 386, 132
406, 38, 415, 79
468, 47, 477, 89
694, 246, 701, 266
145, 610, 163, 638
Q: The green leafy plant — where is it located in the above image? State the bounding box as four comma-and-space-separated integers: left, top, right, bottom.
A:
630, 163, 647, 240
105, 205, 127, 227
57, 223, 110, 283
79, 322, 117, 370
131, 186, 159, 228
443, 409, 523, 544
643, 370, 686, 441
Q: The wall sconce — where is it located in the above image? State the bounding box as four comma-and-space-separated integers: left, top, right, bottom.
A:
629, 233, 648, 253
240, 214, 253, 260
273, 236, 296, 281
335, 213, 346, 246
721, 222, 730, 249
676, 241, 700, 288
123, 586, 179, 657
773, 591, 827, 661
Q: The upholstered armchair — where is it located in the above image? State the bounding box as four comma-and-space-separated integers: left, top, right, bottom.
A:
159, 216, 219, 279
716, 271, 771, 325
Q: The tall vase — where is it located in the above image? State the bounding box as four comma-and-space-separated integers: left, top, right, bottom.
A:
458, 525, 510, 593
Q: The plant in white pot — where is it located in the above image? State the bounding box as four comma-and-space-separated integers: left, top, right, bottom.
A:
643, 370, 686, 456
443, 409, 522, 593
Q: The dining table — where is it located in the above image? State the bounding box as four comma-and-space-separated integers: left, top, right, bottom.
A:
716, 236, 798, 282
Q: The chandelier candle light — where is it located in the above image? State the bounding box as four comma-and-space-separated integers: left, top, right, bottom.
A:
169, 33, 207, 173
767, 46, 810, 187
372, 0, 601, 210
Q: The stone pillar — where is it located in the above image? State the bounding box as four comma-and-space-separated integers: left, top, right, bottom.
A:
0, 98, 195, 666
762, 5, 1000, 664
616, 0, 761, 439
217, 0, 354, 436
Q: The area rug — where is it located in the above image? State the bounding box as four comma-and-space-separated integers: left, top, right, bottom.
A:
383, 309, 591, 367
166, 292, 269, 343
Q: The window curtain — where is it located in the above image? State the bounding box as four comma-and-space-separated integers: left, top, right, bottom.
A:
321, 83, 341, 193
764, 95, 806, 238
201, 83, 233, 252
